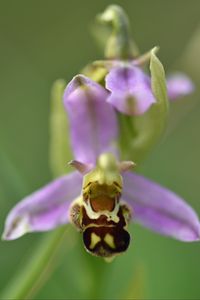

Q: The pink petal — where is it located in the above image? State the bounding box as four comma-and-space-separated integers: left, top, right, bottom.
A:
122, 171, 200, 241
2, 172, 82, 240
64, 75, 118, 165
167, 73, 194, 100
106, 66, 156, 115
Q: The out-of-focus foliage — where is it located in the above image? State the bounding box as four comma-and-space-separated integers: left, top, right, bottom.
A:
1, 0, 200, 299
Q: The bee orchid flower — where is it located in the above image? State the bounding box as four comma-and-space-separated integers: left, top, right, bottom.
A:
2, 75, 200, 259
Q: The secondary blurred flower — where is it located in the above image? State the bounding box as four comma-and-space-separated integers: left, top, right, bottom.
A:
86, 61, 194, 116
80, 5, 195, 164
105, 65, 194, 115
2, 75, 200, 259
166, 73, 194, 100
82, 5, 194, 117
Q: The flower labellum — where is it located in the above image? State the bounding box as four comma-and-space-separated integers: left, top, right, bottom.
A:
69, 153, 132, 258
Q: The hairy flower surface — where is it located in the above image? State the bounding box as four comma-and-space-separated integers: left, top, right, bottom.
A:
2, 75, 200, 259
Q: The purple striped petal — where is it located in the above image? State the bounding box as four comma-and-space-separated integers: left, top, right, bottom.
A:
122, 172, 200, 241
2, 172, 82, 240
64, 75, 118, 165
167, 73, 194, 100
105, 66, 156, 115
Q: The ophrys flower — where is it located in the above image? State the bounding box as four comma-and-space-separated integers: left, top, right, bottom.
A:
2, 75, 200, 259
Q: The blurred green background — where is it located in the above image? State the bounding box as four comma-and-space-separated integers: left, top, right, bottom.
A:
1, 0, 200, 299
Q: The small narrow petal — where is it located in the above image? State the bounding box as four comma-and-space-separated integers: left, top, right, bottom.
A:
68, 160, 93, 174
122, 172, 200, 241
64, 75, 118, 165
167, 73, 195, 100
118, 160, 136, 172
105, 66, 156, 115
2, 172, 82, 240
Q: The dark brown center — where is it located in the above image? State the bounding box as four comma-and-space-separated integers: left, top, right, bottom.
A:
83, 226, 130, 257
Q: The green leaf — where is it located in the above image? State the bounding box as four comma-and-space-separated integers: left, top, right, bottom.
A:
119, 48, 169, 163
49, 79, 72, 178
150, 47, 168, 109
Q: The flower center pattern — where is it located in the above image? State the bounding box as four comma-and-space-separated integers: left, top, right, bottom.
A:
70, 180, 131, 258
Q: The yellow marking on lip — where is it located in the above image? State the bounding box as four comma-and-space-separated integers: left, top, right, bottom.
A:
83, 199, 120, 223
104, 233, 115, 249
89, 232, 101, 249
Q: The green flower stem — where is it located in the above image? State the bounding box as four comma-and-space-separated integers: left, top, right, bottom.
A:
123, 264, 146, 299
89, 261, 107, 299
1, 227, 72, 300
